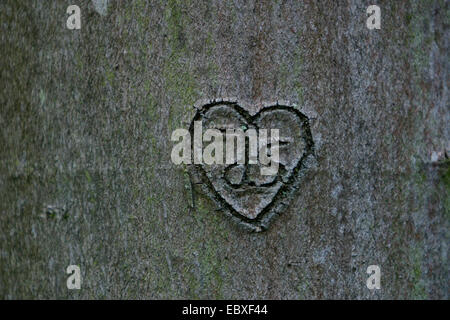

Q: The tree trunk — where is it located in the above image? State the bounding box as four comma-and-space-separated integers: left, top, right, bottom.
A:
0, 0, 448, 299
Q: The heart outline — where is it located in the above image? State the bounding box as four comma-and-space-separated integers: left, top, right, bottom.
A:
189, 100, 315, 232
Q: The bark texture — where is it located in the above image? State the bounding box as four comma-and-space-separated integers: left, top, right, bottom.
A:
0, 0, 448, 299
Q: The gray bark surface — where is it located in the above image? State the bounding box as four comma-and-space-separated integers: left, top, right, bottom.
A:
0, 0, 448, 299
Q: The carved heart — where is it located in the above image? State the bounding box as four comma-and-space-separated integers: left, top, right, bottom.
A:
190, 100, 315, 231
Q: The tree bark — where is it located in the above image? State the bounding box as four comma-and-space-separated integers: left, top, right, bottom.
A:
0, 0, 448, 299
